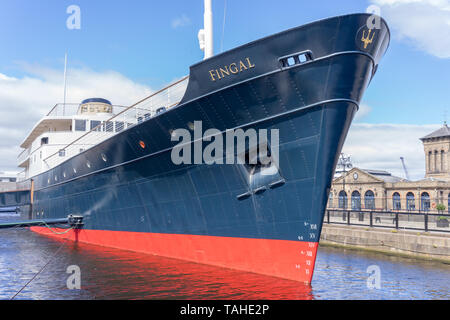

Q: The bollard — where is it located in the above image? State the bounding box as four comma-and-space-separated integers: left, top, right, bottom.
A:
395, 212, 399, 229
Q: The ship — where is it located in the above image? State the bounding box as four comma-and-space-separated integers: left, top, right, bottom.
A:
10, 4, 389, 283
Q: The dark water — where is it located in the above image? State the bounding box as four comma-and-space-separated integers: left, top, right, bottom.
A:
0, 214, 449, 300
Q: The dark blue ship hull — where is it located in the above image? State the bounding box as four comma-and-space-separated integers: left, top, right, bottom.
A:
25, 14, 389, 282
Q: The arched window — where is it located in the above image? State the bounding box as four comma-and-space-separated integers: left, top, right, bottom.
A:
448, 193, 450, 213
406, 192, 415, 211
328, 192, 333, 208
421, 192, 430, 212
339, 191, 347, 209
351, 191, 361, 210
365, 190, 375, 210
441, 150, 445, 172
393, 192, 401, 210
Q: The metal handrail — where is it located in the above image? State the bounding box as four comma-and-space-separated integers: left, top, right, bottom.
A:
43, 76, 189, 164
17, 148, 30, 161
324, 209, 450, 233
326, 208, 449, 217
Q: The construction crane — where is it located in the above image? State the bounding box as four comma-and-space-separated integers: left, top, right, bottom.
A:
400, 157, 410, 180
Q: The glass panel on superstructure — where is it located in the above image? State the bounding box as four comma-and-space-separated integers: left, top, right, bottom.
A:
75, 120, 86, 131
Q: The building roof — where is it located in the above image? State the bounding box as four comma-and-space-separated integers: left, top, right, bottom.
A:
361, 168, 406, 183
421, 124, 450, 140
362, 169, 391, 176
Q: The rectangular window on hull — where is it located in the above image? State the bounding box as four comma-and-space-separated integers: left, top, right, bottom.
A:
279, 50, 314, 68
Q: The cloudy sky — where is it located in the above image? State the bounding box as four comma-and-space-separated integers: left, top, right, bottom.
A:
0, 0, 449, 180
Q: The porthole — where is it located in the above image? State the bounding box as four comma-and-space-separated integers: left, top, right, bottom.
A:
47, 178, 50, 184
187, 122, 195, 131
101, 153, 107, 162
287, 57, 296, 66
54, 175, 58, 182
139, 141, 146, 149
73, 167, 77, 174
86, 161, 91, 168
63, 172, 66, 178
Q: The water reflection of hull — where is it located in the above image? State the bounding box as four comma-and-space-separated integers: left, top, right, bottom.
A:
27, 14, 389, 283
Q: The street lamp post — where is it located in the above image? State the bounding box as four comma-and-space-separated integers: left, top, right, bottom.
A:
336, 153, 353, 221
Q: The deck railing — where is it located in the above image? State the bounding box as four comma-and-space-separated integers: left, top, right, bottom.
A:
17, 148, 30, 165
42, 76, 189, 170
327, 195, 450, 214
324, 209, 450, 233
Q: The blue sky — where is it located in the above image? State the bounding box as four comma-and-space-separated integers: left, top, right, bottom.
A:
0, 0, 449, 177
0, 0, 448, 124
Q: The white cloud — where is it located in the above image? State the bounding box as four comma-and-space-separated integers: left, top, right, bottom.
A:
371, 0, 450, 58
171, 14, 191, 29
0, 65, 153, 172
342, 123, 440, 180
354, 103, 372, 121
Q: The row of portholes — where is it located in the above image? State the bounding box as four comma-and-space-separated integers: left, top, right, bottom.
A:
45, 140, 147, 186
46, 152, 109, 185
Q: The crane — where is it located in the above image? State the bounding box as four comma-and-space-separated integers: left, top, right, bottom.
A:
400, 157, 410, 180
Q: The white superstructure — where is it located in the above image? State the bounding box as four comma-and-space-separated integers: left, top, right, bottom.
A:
18, 99, 127, 179
17, 77, 189, 181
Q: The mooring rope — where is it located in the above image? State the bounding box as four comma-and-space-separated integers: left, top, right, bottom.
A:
10, 222, 74, 299
10, 239, 67, 300
40, 220, 74, 235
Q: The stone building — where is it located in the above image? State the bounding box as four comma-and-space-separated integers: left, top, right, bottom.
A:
422, 124, 450, 180
327, 124, 450, 213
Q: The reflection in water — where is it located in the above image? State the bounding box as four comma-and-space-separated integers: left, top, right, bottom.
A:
0, 214, 449, 300
65, 242, 313, 300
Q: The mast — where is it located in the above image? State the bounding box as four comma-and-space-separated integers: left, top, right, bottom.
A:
63, 52, 68, 116
198, 0, 214, 60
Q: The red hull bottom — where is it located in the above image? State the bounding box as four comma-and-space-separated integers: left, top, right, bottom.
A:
30, 227, 318, 283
